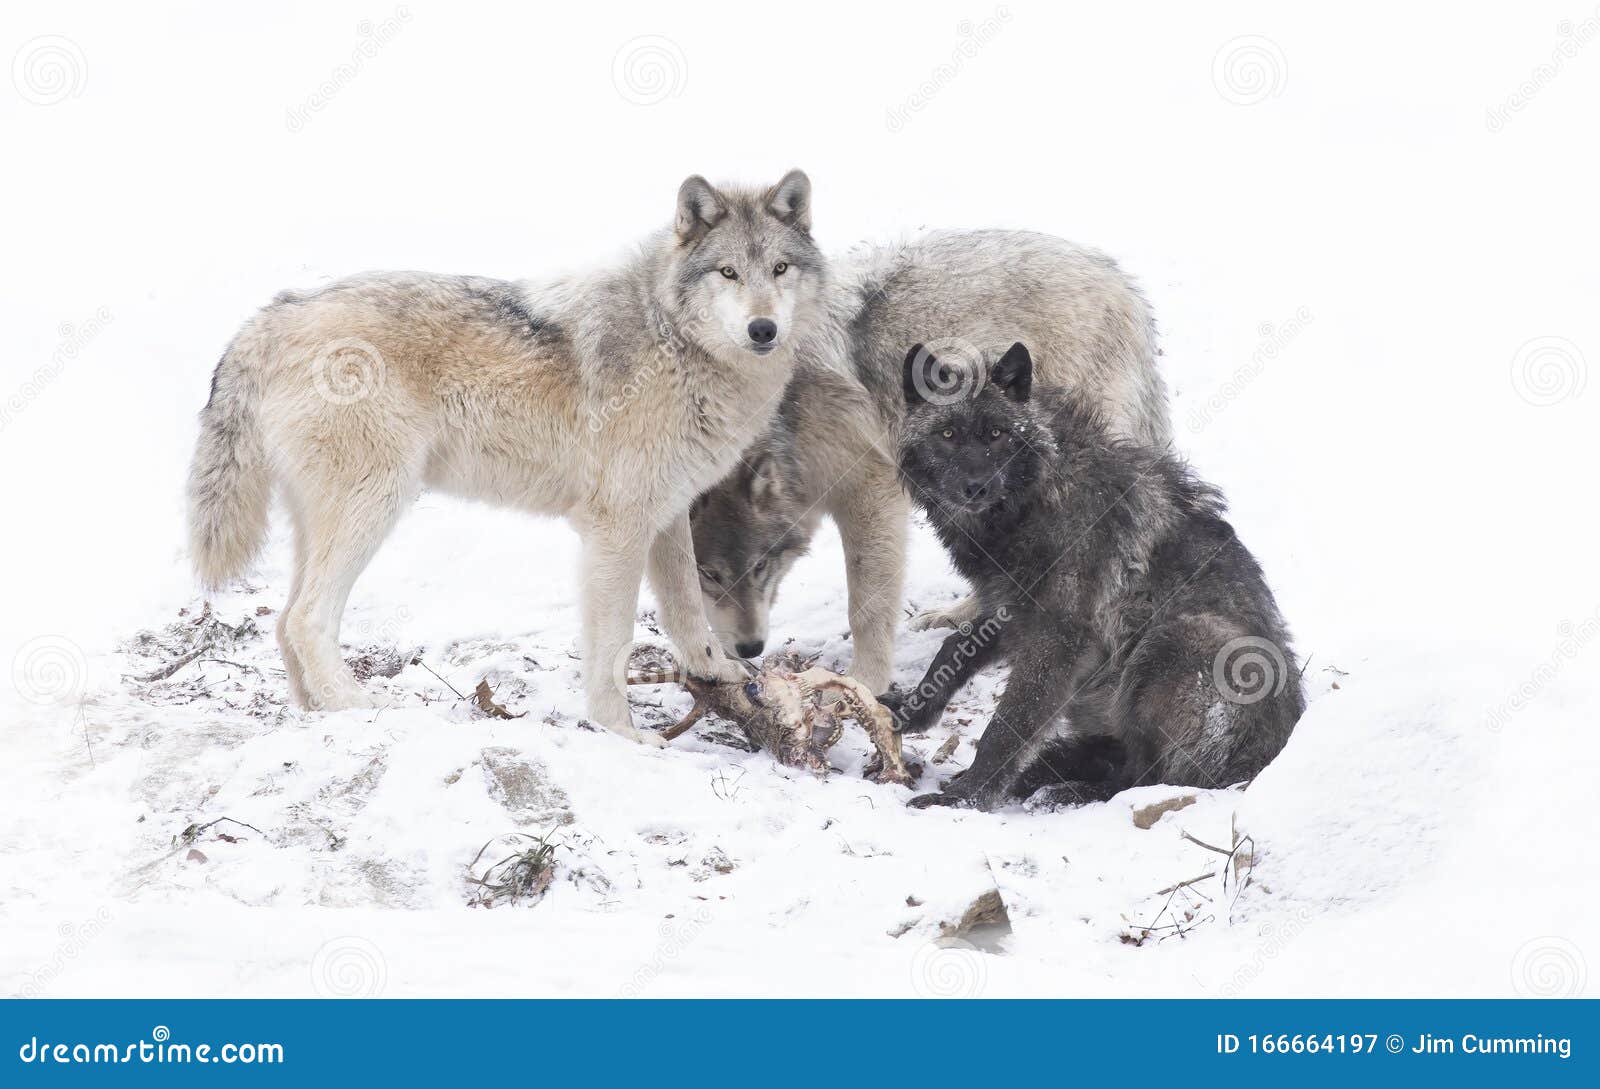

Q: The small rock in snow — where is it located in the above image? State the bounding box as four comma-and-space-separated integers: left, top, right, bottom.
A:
1131, 793, 1199, 830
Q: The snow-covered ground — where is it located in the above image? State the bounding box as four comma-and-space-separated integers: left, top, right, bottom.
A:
3, 1, 1597, 997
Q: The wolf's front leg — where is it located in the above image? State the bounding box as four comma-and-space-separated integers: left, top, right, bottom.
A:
579, 525, 662, 746
833, 473, 908, 695
881, 615, 1008, 733
910, 639, 1080, 811
647, 513, 746, 686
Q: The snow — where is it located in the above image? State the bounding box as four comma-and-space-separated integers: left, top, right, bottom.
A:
3, 1, 1598, 998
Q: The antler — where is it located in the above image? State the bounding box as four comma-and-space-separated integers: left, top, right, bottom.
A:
625, 670, 714, 742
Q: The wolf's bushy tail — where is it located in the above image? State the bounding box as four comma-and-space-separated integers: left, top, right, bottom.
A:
187, 344, 270, 589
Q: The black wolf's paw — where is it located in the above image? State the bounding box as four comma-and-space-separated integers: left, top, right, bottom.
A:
876, 688, 929, 735
911, 776, 1004, 811
1022, 781, 1117, 810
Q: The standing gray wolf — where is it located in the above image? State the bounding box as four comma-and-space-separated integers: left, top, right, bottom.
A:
187, 170, 841, 744
688, 230, 1168, 694
888, 341, 1302, 811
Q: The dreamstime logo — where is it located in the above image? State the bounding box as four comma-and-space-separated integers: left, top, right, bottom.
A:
349, 604, 413, 646
285, 7, 412, 132
310, 935, 387, 997
885, 8, 1012, 132
1186, 306, 1312, 433
1511, 936, 1588, 997
892, 607, 1008, 728
310, 338, 387, 405
611, 35, 687, 106
586, 302, 720, 434
1212, 637, 1288, 705
12, 634, 88, 705
587, 346, 671, 433
1485, 608, 1600, 732
1211, 35, 1287, 106
907, 339, 985, 406
17, 906, 113, 997
1, 305, 114, 433
910, 936, 987, 997
619, 905, 712, 996
610, 639, 681, 701
12, 35, 87, 105
1486, 12, 1600, 132
1216, 906, 1313, 997
1509, 336, 1587, 407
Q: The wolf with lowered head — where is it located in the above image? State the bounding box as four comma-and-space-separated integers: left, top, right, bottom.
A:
688, 230, 1169, 693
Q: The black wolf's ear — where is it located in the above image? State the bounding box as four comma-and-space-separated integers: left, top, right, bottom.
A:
904, 344, 938, 407
765, 169, 812, 233
676, 175, 727, 244
992, 342, 1033, 402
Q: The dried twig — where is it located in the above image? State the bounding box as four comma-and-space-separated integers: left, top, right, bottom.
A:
412, 657, 467, 700
1179, 829, 1232, 856
74, 702, 96, 768
176, 816, 265, 846
710, 766, 747, 801
201, 658, 261, 675
133, 643, 215, 683
1152, 871, 1217, 898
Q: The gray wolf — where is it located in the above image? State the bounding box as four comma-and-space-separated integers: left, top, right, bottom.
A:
688, 230, 1168, 694
887, 341, 1303, 810
187, 170, 840, 744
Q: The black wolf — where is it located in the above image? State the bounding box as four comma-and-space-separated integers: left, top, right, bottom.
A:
885, 342, 1303, 810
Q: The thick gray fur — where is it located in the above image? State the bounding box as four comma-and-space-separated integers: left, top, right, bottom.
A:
689, 229, 1168, 692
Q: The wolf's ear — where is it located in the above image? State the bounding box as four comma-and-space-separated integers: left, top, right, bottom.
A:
991, 342, 1033, 402
745, 451, 786, 505
676, 175, 727, 244
765, 169, 812, 233
904, 344, 940, 407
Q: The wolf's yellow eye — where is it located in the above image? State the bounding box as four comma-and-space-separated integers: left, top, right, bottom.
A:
719, 267, 738, 280
773, 261, 788, 275
991, 428, 1002, 438
941, 428, 954, 439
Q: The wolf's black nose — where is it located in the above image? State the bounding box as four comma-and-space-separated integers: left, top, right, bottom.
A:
963, 479, 990, 501
735, 639, 765, 658
748, 319, 777, 345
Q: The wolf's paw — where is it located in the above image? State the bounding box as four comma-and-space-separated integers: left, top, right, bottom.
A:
876, 688, 932, 735
907, 607, 961, 633
876, 689, 911, 732
604, 721, 668, 748
687, 656, 749, 686
910, 777, 997, 810
305, 681, 378, 712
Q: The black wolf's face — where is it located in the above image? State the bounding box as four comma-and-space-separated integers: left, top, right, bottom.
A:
898, 342, 1041, 517
669, 170, 820, 358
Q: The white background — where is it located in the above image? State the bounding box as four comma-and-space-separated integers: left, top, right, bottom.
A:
2, 1, 1596, 997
